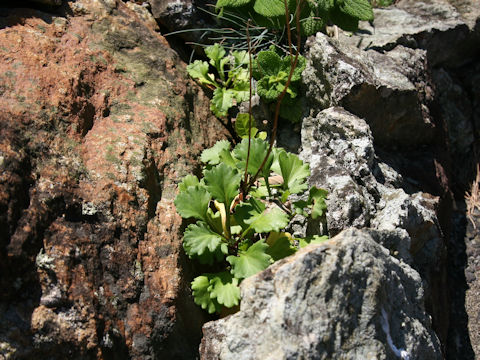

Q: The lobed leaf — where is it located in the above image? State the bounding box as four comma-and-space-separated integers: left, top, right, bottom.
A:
227, 240, 272, 279
174, 185, 211, 222
192, 274, 222, 314
183, 222, 228, 264
201, 140, 231, 165
278, 150, 310, 194
211, 87, 235, 117
209, 272, 241, 307
178, 174, 200, 192
187, 60, 216, 87
235, 198, 290, 234
266, 236, 296, 261
203, 163, 241, 209
233, 138, 273, 178
309, 186, 328, 219
235, 113, 259, 139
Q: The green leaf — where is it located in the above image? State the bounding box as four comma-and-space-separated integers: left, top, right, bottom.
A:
309, 187, 328, 219
191, 274, 222, 314
227, 240, 272, 279
216, 0, 252, 8
201, 140, 231, 165
278, 150, 310, 194
266, 236, 296, 261
209, 272, 241, 307
340, 0, 374, 21
279, 94, 304, 123
329, 5, 360, 31
183, 222, 228, 264
211, 87, 235, 117
235, 113, 259, 139
203, 163, 241, 209
255, 50, 282, 77
235, 198, 290, 234
233, 138, 273, 178
174, 185, 211, 221
299, 235, 329, 248
205, 43, 226, 67
253, 0, 286, 17
178, 174, 200, 192
187, 60, 216, 86
218, 148, 238, 168
232, 50, 249, 67
281, 55, 306, 82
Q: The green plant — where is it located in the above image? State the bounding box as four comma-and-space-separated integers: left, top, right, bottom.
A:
187, 43, 250, 117
177, 0, 340, 314
253, 46, 306, 122
215, 0, 374, 35
175, 133, 327, 313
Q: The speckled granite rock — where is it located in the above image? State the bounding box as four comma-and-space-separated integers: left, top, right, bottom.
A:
0, 0, 226, 358
200, 229, 442, 360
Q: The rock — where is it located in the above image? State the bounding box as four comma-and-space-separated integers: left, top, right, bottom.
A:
0, 1, 226, 358
300, 107, 448, 346
148, 0, 214, 38
200, 229, 442, 360
304, 33, 436, 149
338, 0, 480, 67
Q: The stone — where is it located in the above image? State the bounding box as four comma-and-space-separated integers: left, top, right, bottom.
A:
0, 0, 226, 358
200, 229, 442, 360
338, 0, 480, 67
303, 33, 436, 149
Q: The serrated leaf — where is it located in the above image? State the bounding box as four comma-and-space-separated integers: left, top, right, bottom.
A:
278, 150, 310, 194
253, 0, 286, 17
183, 222, 227, 264
203, 163, 241, 209
235, 113, 259, 139
178, 174, 200, 192
340, 0, 374, 21
211, 87, 235, 117
174, 185, 211, 221
281, 55, 306, 82
209, 272, 241, 307
233, 138, 273, 178
299, 235, 329, 248
205, 43, 226, 66
201, 140, 231, 165
218, 148, 238, 168
227, 240, 272, 279
187, 60, 216, 86
266, 236, 296, 261
191, 274, 222, 314
232, 81, 250, 103
232, 50, 249, 66
309, 186, 328, 219
236, 198, 290, 234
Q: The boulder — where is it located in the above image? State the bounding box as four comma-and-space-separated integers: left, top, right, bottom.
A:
0, 0, 226, 358
200, 229, 442, 360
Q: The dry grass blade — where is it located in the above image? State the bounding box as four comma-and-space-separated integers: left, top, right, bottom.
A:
466, 163, 480, 229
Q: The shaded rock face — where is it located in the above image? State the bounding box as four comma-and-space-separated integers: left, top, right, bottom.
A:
0, 0, 226, 358
200, 229, 442, 360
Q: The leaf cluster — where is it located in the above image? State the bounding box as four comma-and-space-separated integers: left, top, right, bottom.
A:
253, 47, 306, 123
175, 133, 328, 313
187, 43, 250, 117
215, 0, 374, 35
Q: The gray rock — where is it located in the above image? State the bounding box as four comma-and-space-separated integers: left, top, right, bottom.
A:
200, 229, 442, 360
338, 0, 480, 67
304, 33, 435, 149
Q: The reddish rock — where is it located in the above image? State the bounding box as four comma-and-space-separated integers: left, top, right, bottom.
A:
0, 0, 226, 358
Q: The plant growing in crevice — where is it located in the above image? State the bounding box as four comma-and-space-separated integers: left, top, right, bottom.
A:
176, 0, 374, 314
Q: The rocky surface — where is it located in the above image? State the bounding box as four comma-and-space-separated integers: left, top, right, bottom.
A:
0, 0, 226, 358
200, 229, 442, 360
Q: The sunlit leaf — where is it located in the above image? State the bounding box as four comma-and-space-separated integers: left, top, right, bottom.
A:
227, 240, 272, 279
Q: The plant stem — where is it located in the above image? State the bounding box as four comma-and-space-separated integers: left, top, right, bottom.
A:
245, 0, 304, 193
